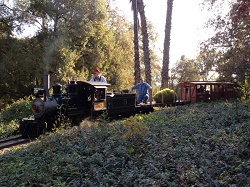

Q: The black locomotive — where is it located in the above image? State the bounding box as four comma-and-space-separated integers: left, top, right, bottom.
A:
20, 75, 153, 137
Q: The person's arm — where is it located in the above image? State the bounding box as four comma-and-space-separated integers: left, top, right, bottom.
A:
101, 76, 107, 82
131, 84, 138, 90
146, 83, 152, 89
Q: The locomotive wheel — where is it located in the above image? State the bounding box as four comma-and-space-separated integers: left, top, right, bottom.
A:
44, 115, 58, 132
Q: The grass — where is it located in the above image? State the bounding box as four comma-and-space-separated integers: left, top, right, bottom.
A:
0, 100, 249, 186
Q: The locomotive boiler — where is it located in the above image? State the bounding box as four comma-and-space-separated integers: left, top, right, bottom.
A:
19, 75, 153, 137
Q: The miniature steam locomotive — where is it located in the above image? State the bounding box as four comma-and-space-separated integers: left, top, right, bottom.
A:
19, 75, 153, 137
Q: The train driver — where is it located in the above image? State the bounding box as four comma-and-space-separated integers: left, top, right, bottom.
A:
89, 68, 107, 82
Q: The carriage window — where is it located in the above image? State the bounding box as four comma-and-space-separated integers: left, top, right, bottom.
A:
214, 85, 218, 92
197, 85, 205, 93
211, 85, 215, 92
95, 88, 106, 101
219, 85, 224, 92
205, 85, 210, 93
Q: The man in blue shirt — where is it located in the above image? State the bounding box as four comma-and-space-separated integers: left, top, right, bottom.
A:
131, 78, 152, 104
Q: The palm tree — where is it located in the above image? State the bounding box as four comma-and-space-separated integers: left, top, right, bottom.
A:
138, 0, 152, 85
130, 0, 140, 84
161, 0, 174, 89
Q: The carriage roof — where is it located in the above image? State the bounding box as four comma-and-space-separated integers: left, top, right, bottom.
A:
76, 81, 110, 88
180, 81, 234, 86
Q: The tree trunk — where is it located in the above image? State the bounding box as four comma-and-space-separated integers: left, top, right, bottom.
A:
161, 0, 174, 89
138, 0, 152, 85
131, 0, 141, 84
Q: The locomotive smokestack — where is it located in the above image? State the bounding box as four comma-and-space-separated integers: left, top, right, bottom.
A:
44, 74, 50, 100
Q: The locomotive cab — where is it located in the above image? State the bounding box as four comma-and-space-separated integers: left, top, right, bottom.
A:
76, 81, 110, 115
89, 82, 109, 112
32, 88, 45, 98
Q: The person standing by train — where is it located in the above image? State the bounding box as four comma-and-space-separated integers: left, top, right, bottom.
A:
131, 78, 152, 104
89, 68, 107, 82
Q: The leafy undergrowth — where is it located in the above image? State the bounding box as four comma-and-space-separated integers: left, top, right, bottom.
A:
0, 98, 32, 138
0, 120, 20, 138
0, 100, 249, 186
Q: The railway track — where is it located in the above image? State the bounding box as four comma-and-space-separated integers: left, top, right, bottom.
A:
0, 135, 33, 150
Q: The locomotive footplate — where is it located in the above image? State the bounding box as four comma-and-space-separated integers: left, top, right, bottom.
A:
135, 103, 154, 114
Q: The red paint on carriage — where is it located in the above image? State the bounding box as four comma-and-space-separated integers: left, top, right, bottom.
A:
179, 81, 234, 103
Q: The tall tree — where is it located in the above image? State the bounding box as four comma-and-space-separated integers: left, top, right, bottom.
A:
0, 2, 12, 37
137, 0, 151, 85
171, 55, 202, 83
15, 0, 110, 81
130, 0, 140, 84
200, 0, 250, 82
161, 0, 174, 89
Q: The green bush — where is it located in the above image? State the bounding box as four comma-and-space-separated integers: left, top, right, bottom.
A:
153, 88, 175, 103
0, 97, 32, 138
0, 120, 20, 138
0, 97, 32, 123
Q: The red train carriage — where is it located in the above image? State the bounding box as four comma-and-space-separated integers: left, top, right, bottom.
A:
179, 81, 235, 103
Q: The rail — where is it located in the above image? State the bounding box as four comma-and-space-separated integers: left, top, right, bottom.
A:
0, 135, 33, 150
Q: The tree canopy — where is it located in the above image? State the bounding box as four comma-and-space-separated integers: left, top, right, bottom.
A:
0, 0, 134, 105
0, 0, 163, 107
199, 0, 250, 98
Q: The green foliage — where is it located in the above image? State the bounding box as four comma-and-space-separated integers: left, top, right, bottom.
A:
0, 0, 142, 107
122, 115, 149, 139
0, 120, 19, 138
153, 88, 175, 103
170, 55, 202, 83
0, 98, 32, 138
1, 2, 250, 185
199, 1, 250, 85
240, 79, 250, 100
0, 98, 32, 123
0, 37, 37, 107
0, 101, 250, 186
